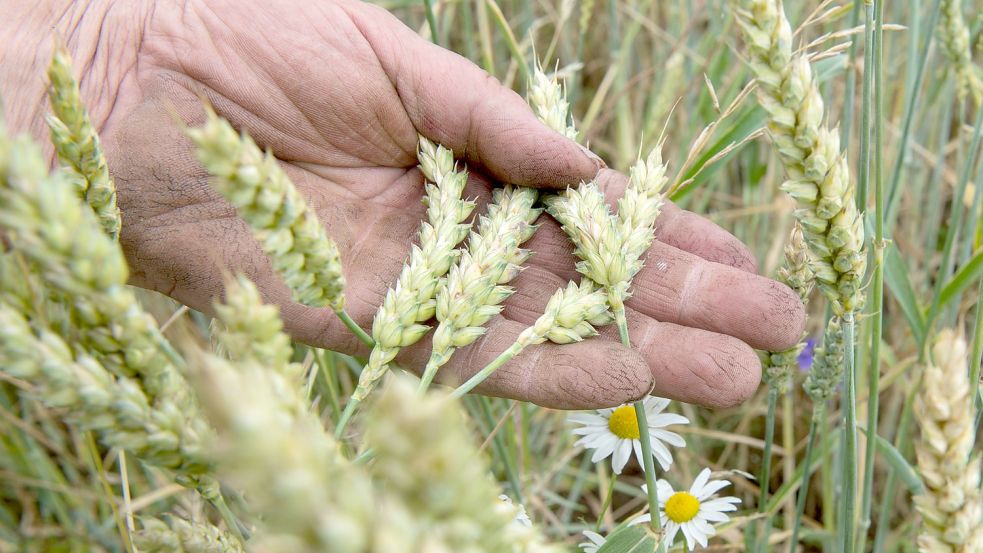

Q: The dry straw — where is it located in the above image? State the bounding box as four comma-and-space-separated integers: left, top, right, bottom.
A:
46, 47, 121, 239
134, 516, 244, 553
913, 330, 983, 552
734, 0, 866, 316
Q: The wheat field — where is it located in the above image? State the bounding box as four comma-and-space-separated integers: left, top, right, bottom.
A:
0, 0, 981, 552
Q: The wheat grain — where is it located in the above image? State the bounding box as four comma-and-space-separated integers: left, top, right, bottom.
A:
913, 330, 983, 553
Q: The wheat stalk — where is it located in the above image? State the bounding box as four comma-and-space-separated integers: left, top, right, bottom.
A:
913, 330, 983, 553
46, 47, 121, 239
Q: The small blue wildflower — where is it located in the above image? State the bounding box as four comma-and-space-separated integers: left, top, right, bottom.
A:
797, 338, 816, 371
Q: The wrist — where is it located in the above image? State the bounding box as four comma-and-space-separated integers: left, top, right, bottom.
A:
0, 1, 149, 156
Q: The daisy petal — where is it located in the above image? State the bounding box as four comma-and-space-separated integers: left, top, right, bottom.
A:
612, 439, 631, 474
568, 413, 609, 426
644, 396, 671, 413
651, 429, 686, 448
690, 468, 712, 495
696, 479, 732, 500
648, 413, 689, 427
680, 522, 697, 550
656, 480, 675, 504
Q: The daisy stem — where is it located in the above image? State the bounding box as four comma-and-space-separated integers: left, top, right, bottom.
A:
756, 385, 779, 553
614, 304, 665, 548
335, 309, 375, 348
450, 341, 526, 399
789, 406, 822, 551
841, 312, 858, 553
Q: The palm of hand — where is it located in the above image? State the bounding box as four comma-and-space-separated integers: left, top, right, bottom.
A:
97, 0, 803, 409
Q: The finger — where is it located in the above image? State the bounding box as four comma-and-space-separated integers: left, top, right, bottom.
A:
503, 268, 762, 408
522, 217, 805, 351
593, 168, 758, 273
395, 317, 653, 410
349, 3, 603, 189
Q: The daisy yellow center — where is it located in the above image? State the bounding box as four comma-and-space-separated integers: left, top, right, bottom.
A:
607, 405, 640, 439
665, 491, 701, 523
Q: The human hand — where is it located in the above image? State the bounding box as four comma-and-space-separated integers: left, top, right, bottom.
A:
2, 0, 804, 409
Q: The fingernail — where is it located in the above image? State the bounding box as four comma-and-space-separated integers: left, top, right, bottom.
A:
577, 143, 606, 171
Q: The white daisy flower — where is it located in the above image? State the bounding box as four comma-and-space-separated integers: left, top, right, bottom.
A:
578, 530, 606, 553
569, 396, 688, 474
498, 494, 531, 527
637, 468, 741, 550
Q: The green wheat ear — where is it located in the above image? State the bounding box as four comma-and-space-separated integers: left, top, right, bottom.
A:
46, 46, 121, 239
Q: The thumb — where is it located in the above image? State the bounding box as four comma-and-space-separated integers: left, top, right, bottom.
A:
350, 3, 603, 188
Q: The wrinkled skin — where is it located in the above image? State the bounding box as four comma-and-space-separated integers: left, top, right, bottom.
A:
2, 0, 805, 409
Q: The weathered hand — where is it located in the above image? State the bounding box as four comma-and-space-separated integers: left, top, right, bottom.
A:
2, 0, 804, 409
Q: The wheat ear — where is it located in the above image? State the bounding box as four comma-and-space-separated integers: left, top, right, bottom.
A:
335, 137, 475, 433
185, 109, 372, 345
450, 279, 613, 397
913, 330, 983, 553
0, 126, 193, 410
134, 516, 244, 553
46, 47, 121, 239
366, 379, 563, 552
213, 274, 300, 381
0, 303, 214, 488
420, 185, 540, 390
763, 225, 814, 392
734, 0, 866, 317
939, 0, 983, 105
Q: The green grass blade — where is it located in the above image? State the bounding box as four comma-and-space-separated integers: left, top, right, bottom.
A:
937, 247, 983, 311
884, 243, 927, 347
859, 427, 924, 495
